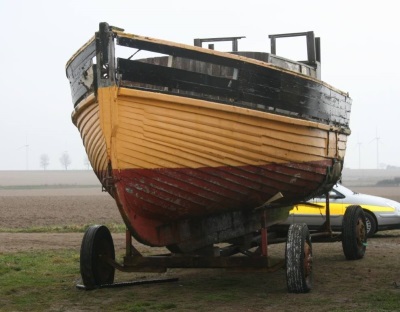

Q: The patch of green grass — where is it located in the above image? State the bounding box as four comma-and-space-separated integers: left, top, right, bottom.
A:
0, 223, 126, 233
0, 250, 179, 312
1, 248, 399, 312
0, 250, 80, 311
357, 290, 400, 311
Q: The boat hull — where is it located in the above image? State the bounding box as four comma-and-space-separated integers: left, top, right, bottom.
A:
67, 23, 351, 252
73, 86, 345, 248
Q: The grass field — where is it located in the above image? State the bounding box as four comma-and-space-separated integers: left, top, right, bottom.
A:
1, 171, 400, 311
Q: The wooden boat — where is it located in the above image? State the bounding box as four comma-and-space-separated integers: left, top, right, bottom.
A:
66, 23, 351, 257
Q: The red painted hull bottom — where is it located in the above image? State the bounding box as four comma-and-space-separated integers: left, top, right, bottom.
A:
109, 159, 340, 251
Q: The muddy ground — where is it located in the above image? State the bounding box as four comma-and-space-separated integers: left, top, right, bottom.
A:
1, 185, 399, 253
1, 184, 400, 311
0, 187, 122, 253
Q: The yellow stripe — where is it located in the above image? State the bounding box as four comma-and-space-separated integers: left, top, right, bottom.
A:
359, 205, 395, 213
290, 203, 395, 215
290, 203, 343, 215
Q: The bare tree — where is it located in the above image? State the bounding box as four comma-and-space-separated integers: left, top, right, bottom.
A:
40, 154, 50, 170
83, 156, 91, 170
60, 151, 71, 170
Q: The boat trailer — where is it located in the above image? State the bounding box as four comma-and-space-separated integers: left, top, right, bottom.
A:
77, 194, 367, 293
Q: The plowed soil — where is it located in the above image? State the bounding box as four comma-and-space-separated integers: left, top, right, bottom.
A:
0, 187, 122, 253
1, 186, 399, 253
1, 181, 400, 311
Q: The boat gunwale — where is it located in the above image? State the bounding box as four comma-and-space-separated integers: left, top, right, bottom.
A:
65, 36, 95, 73
65, 27, 350, 99
114, 31, 350, 97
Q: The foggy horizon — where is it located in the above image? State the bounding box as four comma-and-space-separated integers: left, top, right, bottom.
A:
1, 0, 399, 171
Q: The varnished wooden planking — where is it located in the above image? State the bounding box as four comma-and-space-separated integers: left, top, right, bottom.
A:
72, 96, 108, 180
110, 88, 342, 168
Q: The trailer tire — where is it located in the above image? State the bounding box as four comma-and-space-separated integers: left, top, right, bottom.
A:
286, 223, 312, 293
80, 225, 115, 289
342, 205, 367, 260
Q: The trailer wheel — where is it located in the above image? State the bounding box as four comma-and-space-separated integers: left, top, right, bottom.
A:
342, 205, 367, 260
285, 223, 312, 293
80, 225, 115, 289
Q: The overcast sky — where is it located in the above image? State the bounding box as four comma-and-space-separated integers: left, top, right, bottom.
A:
0, 0, 399, 170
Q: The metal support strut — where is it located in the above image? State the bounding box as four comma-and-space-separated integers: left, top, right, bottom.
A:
260, 211, 268, 257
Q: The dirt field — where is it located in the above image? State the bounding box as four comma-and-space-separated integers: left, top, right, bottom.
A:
1, 173, 400, 311
0, 186, 121, 253
1, 184, 400, 253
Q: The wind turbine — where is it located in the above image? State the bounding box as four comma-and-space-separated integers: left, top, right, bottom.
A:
369, 129, 382, 169
17, 136, 30, 170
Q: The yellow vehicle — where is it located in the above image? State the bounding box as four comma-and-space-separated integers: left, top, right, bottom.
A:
283, 184, 400, 237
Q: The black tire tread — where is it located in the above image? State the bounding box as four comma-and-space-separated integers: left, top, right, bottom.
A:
342, 205, 367, 260
286, 223, 312, 293
80, 225, 115, 289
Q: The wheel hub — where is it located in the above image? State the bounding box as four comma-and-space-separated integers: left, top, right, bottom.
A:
356, 218, 366, 246
304, 242, 312, 277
